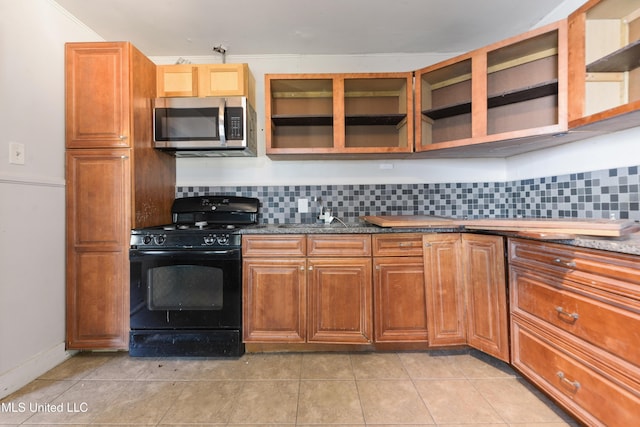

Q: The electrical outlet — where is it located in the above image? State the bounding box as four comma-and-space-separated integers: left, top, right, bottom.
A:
9, 142, 25, 165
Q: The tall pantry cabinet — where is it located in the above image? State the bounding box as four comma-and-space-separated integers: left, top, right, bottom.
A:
65, 42, 175, 349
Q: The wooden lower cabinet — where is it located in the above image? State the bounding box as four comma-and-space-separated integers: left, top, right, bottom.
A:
509, 238, 640, 425
66, 150, 130, 349
373, 256, 428, 342
242, 258, 306, 342
463, 234, 509, 361
423, 233, 509, 361
423, 234, 467, 346
307, 257, 372, 343
242, 234, 373, 345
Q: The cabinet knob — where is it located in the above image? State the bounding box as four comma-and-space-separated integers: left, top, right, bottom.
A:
308, 266, 314, 271
119, 135, 128, 140
300, 266, 305, 271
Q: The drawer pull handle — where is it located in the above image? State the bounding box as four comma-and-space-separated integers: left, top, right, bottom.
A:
555, 306, 579, 321
557, 371, 581, 391
399, 242, 412, 247
553, 258, 576, 268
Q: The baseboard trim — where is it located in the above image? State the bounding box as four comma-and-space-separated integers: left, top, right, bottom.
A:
0, 342, 75, 399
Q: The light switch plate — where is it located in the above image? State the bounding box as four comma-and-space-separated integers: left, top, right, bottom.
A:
9, 142, 25, 165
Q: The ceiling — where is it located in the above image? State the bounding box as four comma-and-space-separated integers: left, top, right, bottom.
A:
53, 0, 567, 58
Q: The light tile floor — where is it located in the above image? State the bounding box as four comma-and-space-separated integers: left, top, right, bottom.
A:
1, 350, 577, 426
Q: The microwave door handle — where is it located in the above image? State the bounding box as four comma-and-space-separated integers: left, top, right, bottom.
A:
218, 98, 227, 145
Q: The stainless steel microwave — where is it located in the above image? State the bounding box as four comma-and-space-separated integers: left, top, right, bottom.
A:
153, 97, 256, 157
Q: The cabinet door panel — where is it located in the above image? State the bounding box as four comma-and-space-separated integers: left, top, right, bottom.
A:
374, 257, 428, 342
308, 258, 372, 343
423, 234, 466, 346
65, 43, 130, 148
243, 259, 306, 342
66, 151, 130, 249
67, 251, 127, 349
66, 150, 130, 349
463, 234, 509, 362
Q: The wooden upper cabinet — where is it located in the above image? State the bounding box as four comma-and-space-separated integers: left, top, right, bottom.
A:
265, 73, 414, 158
415, 20, 569, 158
156, 64, 199, 97
65, 42, 131, 148
157, 63, 256, 106
568, 0, 640, 130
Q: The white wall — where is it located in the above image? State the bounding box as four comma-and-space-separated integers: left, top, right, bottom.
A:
0, 0, 101, 398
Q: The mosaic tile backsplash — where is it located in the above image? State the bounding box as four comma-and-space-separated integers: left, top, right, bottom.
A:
176, 165, 640, 224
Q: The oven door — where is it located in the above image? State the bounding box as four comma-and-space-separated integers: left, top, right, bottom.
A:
129, 248, 241, 330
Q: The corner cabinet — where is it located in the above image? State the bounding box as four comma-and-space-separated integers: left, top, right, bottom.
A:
265, 73, 414, 159
415, 20, 569, 158
568, 0, 640, 132
423, 233, 509, 362
65, 42, 176, 350
509, 238, 640, 425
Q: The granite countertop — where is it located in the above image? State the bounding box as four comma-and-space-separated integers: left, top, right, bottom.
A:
240, 221, 640, 256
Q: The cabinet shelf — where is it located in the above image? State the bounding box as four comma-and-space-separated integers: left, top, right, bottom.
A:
422, 80, 558, 120
346, 114, 407, 126
272, 113, 407, 127
488, 79, 559, 108
271, 115, 333, 126
586, 39, 640, 73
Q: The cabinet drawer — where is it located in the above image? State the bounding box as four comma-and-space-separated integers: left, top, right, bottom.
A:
513, 320, 640, 426
511, 266, 640, 368
242, 235, 306, 257
372, 234, 423, 256
307, 234, 371, 256
508, 238, 640, 299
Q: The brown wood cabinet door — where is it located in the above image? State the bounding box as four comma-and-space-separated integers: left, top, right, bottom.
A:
243, 258, 306, 342
462, 234, 509, 362
374, 257, 428, 343
65, 42, 130, 148
66, 150, 131, 349
307, 258, 372, 344
423, 234, 466, 346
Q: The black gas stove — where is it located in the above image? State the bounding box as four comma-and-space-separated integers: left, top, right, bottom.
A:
130, 195, 259, 250
129, 195, 259, 358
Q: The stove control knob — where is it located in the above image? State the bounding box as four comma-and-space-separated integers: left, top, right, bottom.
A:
217, 234, 230, 245
203, 235, 216, 245
154, 234, 166, 245
143, 235, 153, 245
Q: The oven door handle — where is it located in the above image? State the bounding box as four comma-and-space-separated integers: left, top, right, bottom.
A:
132, 249, 241, 256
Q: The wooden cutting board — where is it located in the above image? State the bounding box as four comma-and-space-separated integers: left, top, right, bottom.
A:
361, 215, 457, 227
460, 218, 640, 237
362, 215, 640, 237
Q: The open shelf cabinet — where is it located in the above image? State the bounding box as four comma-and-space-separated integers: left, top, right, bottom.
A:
266, 73, 413, 158
568, 0, 640, 131
415, 20, 569, 158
